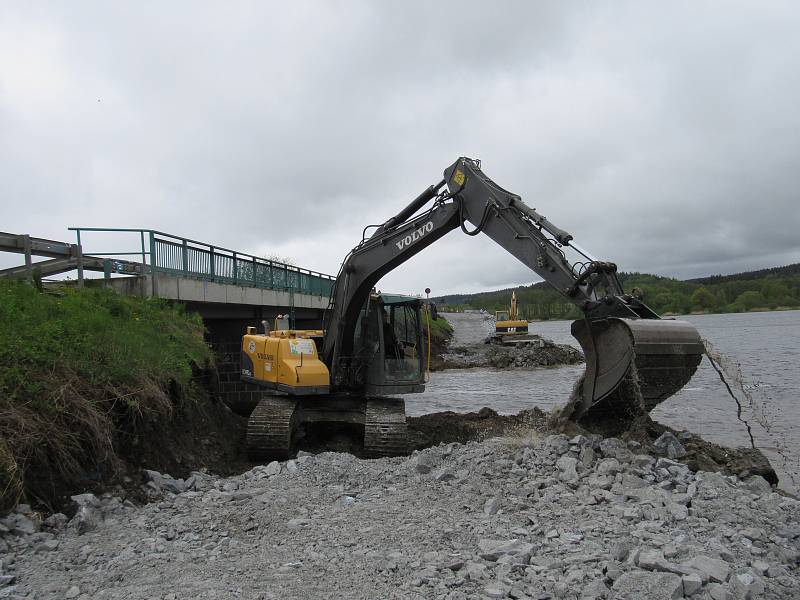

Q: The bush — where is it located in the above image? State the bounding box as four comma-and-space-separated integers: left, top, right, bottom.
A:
0, 281, 213, 511
690, 286, 718, 312
735, 290, 766, 311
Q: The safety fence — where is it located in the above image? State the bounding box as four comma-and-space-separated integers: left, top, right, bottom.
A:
68, 228, 335, 296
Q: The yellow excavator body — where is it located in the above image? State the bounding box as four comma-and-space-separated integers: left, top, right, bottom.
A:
494, 316, 529, 333
495, 291, 529, 333
241, 327, 329, 394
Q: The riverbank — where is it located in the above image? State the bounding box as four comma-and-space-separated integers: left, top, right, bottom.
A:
0, 281, 242, 513
2, 425, 797, 599
4, 291, 797, 598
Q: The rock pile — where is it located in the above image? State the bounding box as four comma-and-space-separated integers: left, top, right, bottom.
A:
1, 433, 798, 599
439, 340, 583, 370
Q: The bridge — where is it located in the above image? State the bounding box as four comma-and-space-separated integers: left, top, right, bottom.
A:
1, 228, 337, 411
1, 228, 335, 322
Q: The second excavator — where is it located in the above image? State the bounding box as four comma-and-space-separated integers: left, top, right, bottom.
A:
241, 157, 704, 459
487, 291, 543, 346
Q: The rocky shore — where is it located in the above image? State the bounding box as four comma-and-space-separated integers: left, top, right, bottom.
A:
430, 311, 583, 371
434, 340, 584, 371
2, 427, 797, 599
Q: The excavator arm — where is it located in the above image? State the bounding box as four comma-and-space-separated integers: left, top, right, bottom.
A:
322, 190, 461, 383
441, 158, 661, 321
323, 157, 703, 419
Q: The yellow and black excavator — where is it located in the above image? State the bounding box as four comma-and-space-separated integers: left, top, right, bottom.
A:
488, 291, 544, 346
241, 157, 704, 459
495, 291, 528, 333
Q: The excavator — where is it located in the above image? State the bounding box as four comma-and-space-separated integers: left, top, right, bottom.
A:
241, 157, 704, 459
487, 291, 543, 346
495, 291, 528, 334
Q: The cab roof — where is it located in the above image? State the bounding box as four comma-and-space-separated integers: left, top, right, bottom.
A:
376, 293, 422, 305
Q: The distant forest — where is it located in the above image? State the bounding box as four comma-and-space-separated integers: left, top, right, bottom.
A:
435, 263, 800, 320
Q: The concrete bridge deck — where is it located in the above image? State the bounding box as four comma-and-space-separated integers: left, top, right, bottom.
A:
1, 228, 335, 319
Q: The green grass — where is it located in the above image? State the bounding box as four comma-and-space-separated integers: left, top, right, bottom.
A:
423, 314, 453, 355
0, 280, 213, 510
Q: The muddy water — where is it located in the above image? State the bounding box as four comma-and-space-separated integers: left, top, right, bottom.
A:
405, 310, 800, 493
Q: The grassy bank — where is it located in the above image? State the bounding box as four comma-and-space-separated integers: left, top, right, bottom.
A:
0, 281, 214, 512
423, 314, 453, 356
423, 314, 454, 371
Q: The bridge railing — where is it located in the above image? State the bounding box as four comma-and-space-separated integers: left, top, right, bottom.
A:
69, 228, 335, 296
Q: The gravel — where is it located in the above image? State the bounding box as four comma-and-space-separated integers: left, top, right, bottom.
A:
1, 432, 798, 599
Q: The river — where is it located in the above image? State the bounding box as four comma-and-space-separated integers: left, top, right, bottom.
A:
405, 310, 800, 493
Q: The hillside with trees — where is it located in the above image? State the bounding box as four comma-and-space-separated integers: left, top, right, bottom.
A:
435, 264, 800, 320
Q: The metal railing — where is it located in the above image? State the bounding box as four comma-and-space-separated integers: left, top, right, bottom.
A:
68, 228, 335, 296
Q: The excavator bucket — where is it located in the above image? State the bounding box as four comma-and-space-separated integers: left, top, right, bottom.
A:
570, 318, 704, 421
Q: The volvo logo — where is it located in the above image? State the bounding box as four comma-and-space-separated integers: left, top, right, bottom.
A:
396, 221, 434, 250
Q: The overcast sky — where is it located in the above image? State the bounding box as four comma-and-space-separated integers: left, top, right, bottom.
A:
2, 1, 799, 296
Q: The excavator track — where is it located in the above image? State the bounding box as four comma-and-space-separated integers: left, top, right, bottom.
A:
247, 395, 297, 461
363, 398, 408, 458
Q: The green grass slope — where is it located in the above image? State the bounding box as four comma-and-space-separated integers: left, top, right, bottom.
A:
0, 281, 213, 511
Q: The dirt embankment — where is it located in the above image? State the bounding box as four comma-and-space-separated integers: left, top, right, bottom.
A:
26, 386, 250, 514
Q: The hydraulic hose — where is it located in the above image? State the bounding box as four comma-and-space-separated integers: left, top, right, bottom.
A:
458, 196, 492, 236
425, 304, 432, 382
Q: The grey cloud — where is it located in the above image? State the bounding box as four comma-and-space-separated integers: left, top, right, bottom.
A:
2, 1, 799, 295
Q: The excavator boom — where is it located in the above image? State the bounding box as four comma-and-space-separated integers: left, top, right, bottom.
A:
440, 158, 703, 419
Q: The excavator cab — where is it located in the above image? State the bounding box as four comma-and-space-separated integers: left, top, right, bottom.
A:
353, 294, 425, 395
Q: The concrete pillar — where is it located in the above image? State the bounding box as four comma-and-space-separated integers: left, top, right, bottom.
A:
75, 244, 84, 288
22, 235, 32, 281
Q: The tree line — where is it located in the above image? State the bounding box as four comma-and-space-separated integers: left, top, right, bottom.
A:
436, 265, 800, 320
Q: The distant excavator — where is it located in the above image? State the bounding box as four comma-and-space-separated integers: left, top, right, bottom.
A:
241, 157, 704, 459
495, 291, 528, 333
487, 291, 542, 346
